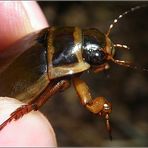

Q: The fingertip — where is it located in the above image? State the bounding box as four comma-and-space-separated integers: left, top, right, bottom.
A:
0, 97, 57, 147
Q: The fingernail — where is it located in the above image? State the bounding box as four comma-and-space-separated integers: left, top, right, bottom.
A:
21, 1, 48, 31
0, 1, 48, 51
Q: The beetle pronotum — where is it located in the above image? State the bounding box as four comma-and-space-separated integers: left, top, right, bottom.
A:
0, 5, 147, 140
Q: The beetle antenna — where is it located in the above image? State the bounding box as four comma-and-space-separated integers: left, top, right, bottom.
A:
110, 57, 148, 72
114, 44, 130, 50
106, 5, 147, 36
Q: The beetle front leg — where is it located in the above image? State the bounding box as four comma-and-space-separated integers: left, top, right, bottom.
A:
72, 76, 112, 140
92, 63, 110, 73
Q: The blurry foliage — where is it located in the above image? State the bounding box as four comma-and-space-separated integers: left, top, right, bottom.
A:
38, 1, 148, 146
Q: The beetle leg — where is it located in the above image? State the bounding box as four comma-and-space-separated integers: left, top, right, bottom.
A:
72, 76, 112, 140
0, 79, 70, 130
92, 63, 110, 73
28, 79, 70, 106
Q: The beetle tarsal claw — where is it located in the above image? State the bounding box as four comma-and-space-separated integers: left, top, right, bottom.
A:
97, 112, 112, 140
105, 113, 112, 140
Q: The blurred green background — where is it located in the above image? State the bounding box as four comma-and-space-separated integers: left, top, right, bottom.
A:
38, 1, 148, 146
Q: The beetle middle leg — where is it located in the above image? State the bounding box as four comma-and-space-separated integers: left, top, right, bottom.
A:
72, 76, 112, 139
0, 79, 70, 130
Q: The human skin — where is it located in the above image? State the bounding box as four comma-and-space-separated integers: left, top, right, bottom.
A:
0, 1, 57, 147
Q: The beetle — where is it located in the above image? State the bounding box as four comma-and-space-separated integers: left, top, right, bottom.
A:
0, 5, 146, 140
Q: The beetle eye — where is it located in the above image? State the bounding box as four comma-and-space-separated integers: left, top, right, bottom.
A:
110, 43, 116, 57
99, 50, 106, 60
92, 50, 106, 65
83, 48, 106, 66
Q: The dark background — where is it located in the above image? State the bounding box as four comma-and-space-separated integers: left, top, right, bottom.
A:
38, 1, 148, 146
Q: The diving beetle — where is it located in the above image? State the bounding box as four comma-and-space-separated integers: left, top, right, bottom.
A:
0, 5, 146, 139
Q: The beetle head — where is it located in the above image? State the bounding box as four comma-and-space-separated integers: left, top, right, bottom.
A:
82, 27, 131, 73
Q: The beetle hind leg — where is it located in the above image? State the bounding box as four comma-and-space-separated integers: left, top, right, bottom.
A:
10, 104, 37, 120
0, 79, 70, 131
0, 104, 35, 130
